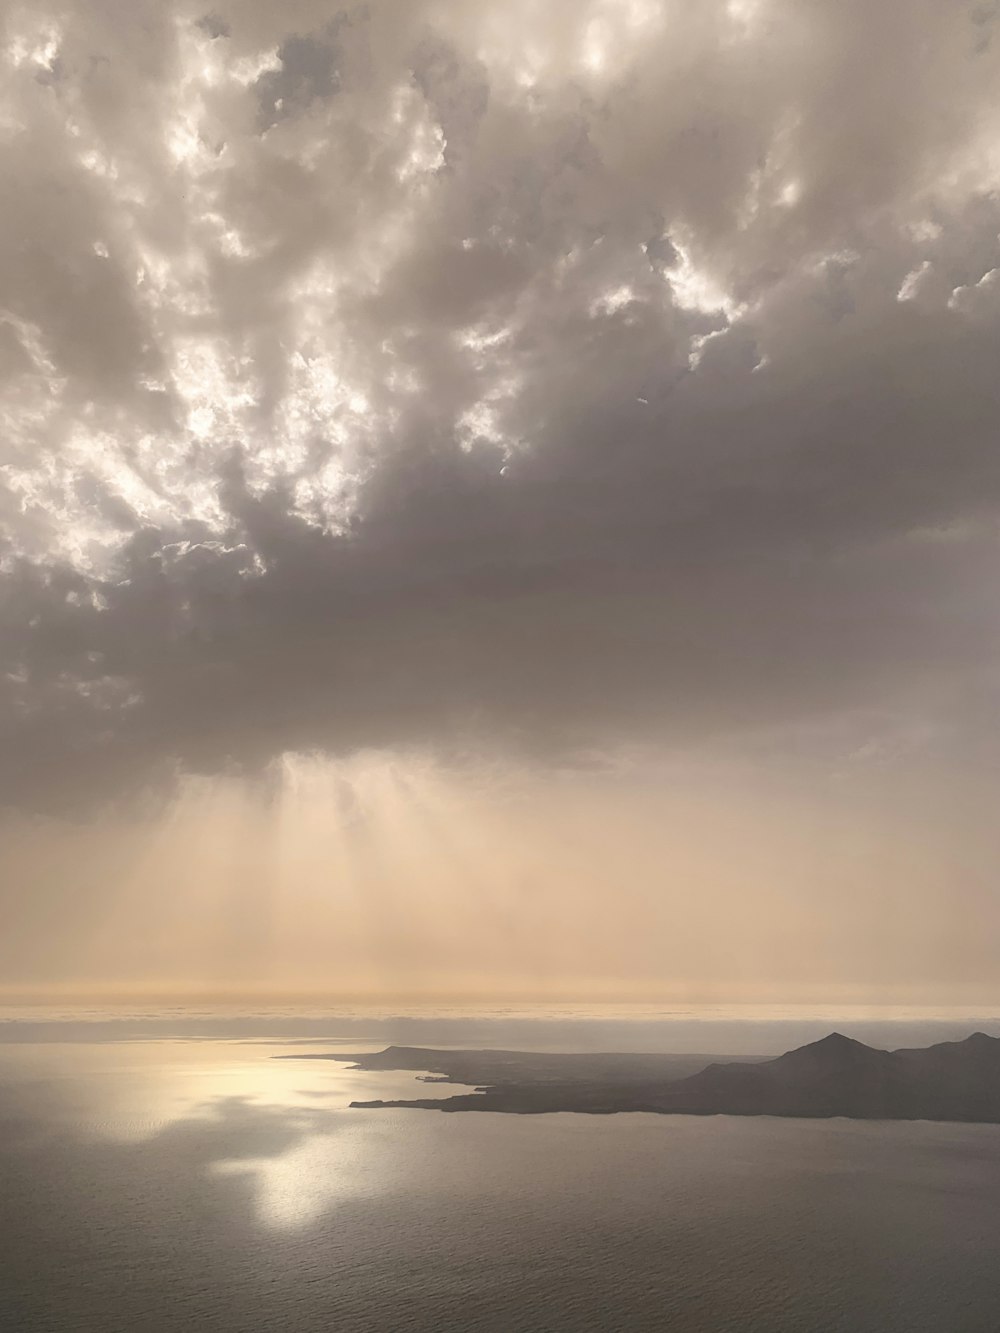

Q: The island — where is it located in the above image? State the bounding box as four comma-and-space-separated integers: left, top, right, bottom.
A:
279, 1031, 1000, 1122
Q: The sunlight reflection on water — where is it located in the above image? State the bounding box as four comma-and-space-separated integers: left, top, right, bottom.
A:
0, 1040, 460, 1229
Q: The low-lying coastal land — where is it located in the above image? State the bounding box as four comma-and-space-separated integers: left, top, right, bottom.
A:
280, 1032, 1000, 1122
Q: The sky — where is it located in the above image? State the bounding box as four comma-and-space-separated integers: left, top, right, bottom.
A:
2, 0, 1000, 1006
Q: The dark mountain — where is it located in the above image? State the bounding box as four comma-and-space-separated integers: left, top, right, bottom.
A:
640, 1030, 1000, 1120
666, 1032, 900, 1118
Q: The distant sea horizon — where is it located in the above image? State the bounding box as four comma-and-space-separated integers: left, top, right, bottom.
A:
2, 999, 999, 1056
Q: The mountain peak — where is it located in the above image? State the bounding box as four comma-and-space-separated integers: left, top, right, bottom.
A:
811, 1031, 869, 1051
776, 1031, 879, 1065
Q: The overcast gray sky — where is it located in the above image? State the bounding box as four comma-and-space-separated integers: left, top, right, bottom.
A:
2, 0, 1000, 1004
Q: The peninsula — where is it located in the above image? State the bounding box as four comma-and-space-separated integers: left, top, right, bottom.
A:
282, 1031, 1000, 1123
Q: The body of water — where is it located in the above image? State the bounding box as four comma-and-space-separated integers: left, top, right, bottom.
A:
1, 1029, 999, 1331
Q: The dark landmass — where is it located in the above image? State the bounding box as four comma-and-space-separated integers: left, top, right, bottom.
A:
285, 1032, 1000, 1122
276, 1046, 731, 1086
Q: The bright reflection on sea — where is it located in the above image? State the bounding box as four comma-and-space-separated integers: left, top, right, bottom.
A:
0, 1039, 459, 1230
209, 1116, 375, 1230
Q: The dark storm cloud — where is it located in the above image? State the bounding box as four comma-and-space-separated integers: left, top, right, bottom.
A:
3, 0, 1000, 808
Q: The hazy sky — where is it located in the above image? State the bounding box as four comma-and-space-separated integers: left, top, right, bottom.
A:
2, 0, 1000, 1004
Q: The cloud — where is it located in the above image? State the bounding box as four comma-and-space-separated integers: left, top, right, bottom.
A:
3, 0, 1000, 809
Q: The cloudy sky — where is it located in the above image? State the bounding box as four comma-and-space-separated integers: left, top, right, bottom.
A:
2, 0, 1000, 1005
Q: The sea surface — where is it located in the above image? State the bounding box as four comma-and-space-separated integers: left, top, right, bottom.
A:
2, 1018, 1000, 1332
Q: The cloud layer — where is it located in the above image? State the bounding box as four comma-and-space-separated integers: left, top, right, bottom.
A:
4, 0, 1000, 808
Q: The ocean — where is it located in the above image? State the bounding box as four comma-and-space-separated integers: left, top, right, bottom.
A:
2, 1018, 999, 1332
